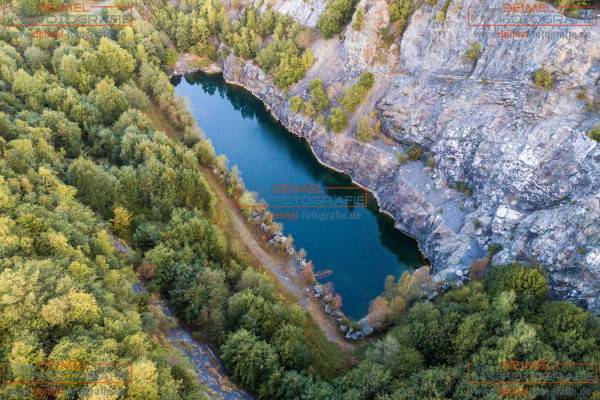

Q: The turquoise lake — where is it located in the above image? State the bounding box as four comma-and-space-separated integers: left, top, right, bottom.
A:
174, 72, 423, 319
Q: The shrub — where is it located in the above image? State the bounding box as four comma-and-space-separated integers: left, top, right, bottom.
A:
304, 102, 316, 118
356, 116, 372, 142
469, 257, 489, 280
379, 26, 395, 47
358, 71, 375, 89
588, 124, 600, 142
328, 108, 348, 133
436, 0, 451, 22
290, 96, 305, 113
353, 8, 364, 31
487, 243, 503, 259
340, 72, 375, 114
486, 264, 548, 313
534, 68, 554, 90
308, 79, 330, 113
389, 0, 414, 34
425, 156, 436, 169
462, 42, 481, 63
317, 0, 356, 38
406, 145, 423, 161
396, 153, 408, 165
454, 181, 472, 196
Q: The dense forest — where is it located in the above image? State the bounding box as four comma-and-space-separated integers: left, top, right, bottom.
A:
0, 1, 599, 399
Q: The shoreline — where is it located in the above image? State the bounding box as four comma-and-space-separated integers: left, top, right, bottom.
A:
170, 62, 427, 340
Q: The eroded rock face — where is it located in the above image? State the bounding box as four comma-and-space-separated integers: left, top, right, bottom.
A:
340, 0, 395, 74
218, 0, 600, 312
263, 0, 327, 28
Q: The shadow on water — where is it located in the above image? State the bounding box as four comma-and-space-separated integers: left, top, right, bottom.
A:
175, 71, 425, 319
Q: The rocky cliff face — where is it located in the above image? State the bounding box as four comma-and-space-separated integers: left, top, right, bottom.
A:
217, 0, 599, 311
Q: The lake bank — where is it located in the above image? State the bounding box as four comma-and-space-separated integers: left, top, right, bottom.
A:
174, 72, 424, 319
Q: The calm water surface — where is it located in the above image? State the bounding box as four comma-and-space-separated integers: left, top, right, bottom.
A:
175, 72, 423, 319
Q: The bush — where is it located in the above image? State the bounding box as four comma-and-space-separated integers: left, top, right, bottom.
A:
317, 0, 356, 38
308, 79, 330, 112
425, 156, 436, 169
396, 153, 408, 165
487, 243, 503, 259
356, 116, 372, 142
328, 108, 348, 133
534, 68, 554, 90
290, 96, 305, 113
340, 72, 375, 114
389, 0, 414, 34
304, 102, 316, 118
587, 124, 600, 142
436, 0, 451, 22
486, 264, 549, 313
462, 42, 481, 63
358, 71, 375, 89
454, 181, 472, 196
406, 145, 423, 161
353, 8, 364, 31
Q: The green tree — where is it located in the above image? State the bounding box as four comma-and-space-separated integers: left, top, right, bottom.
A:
328, 108, 347, 133
111, 206, 133, 238
96, 38, 136, 83
536, 301, 598, 358
127, 360, 160, 400
356, 116, 372, 142
221, 329, 280, 391
353, 8, 364, 31
451, 312, 488, 360
389, 0, 414, 34
340, 72, 374, 114
486, 264, 548, 314
39, 109, 82, 157
183, 268, 229, 341
90, 78, 128, 124
67, 157, 117, 217
308, 79, 329, 113
340, 361, 391, 399
273, 324, 310, 370
317, 0, 356, 38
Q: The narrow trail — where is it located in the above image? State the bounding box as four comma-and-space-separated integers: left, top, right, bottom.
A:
157, 299, 254, 400
201, 167, 354, 352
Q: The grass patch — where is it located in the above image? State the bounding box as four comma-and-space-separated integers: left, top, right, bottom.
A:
304, 319, 351, 379
145, 101, 181, 139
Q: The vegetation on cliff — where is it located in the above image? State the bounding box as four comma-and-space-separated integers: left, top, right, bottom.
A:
142, 0, 313, 90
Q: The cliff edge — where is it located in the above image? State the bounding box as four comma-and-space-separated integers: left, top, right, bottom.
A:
215, 0, 599, 311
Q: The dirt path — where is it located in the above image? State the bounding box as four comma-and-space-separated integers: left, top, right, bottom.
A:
201, 167, 354, 352
144, 100, 353, 352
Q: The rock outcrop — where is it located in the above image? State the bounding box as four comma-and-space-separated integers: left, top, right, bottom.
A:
214, 0, 599, 311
